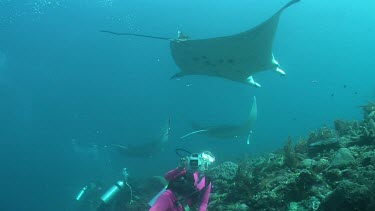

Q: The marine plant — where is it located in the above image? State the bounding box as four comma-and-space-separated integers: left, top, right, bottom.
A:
284, 136, 297, 168
294, 137, 308, 154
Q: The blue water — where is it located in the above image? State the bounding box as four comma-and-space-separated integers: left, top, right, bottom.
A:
0, 0, 374, 210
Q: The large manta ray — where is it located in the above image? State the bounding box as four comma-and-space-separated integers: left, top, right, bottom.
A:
171, 0, 300, 87
180, 96, 257, 144
112, 118, 171, 158
101, 0, 300, 87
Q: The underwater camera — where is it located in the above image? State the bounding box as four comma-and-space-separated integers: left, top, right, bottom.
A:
176, 149, 215, 171
188, 153, 202, 169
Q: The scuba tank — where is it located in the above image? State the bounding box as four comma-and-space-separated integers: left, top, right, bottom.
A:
100, 181, 125, 205
99, 168, 133, 207
75, 186, 88, 201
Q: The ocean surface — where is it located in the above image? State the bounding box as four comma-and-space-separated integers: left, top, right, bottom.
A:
0, 0, 374, 210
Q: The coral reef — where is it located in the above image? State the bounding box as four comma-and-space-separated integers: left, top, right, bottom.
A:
319, 180, 372, 211
125, 102, 375, 210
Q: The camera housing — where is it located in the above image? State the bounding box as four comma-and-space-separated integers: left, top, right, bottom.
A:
186, 153, 205, 170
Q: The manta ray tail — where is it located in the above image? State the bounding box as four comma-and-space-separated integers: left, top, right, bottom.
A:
100, 30, 173, 41
180, 129, 208, 140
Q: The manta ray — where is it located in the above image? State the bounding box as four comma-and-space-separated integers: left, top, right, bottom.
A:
101, 0, 300, 87
171, 0, 300, 87
112, 118, 171, 158
180, 96, 257, 144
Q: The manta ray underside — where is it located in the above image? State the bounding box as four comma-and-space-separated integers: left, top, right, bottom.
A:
170, 0, 300, 87
100, 0, 300, 87
180, 96, 257, 144
112, 118, 171, 158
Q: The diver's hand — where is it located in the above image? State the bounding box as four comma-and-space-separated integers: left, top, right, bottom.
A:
178, 157, 188, 169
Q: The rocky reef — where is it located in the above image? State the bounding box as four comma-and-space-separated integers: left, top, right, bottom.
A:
128, 102, 375, 210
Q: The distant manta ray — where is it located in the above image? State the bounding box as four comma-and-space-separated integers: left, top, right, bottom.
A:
112, 118, 171, 158
180, 96, 257, 144
100, 0, 300, 87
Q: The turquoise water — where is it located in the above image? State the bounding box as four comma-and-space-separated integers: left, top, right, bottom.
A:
0, 0, 374, 210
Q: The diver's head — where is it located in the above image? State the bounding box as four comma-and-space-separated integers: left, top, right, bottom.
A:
186, 151, 215, 172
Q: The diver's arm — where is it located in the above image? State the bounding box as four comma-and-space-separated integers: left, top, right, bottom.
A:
198, 182, 212, 211
149, 190, 176, 211
164, 167, 186, 181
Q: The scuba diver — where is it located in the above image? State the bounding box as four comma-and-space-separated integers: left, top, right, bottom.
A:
149, 149, 215, 211
74, 168, 133, 211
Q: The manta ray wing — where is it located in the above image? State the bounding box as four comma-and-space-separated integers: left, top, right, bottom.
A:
180, 96, 258, 142
112, 118, 171, 158
246, 96, 258, 127
170, 0, 300, 85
